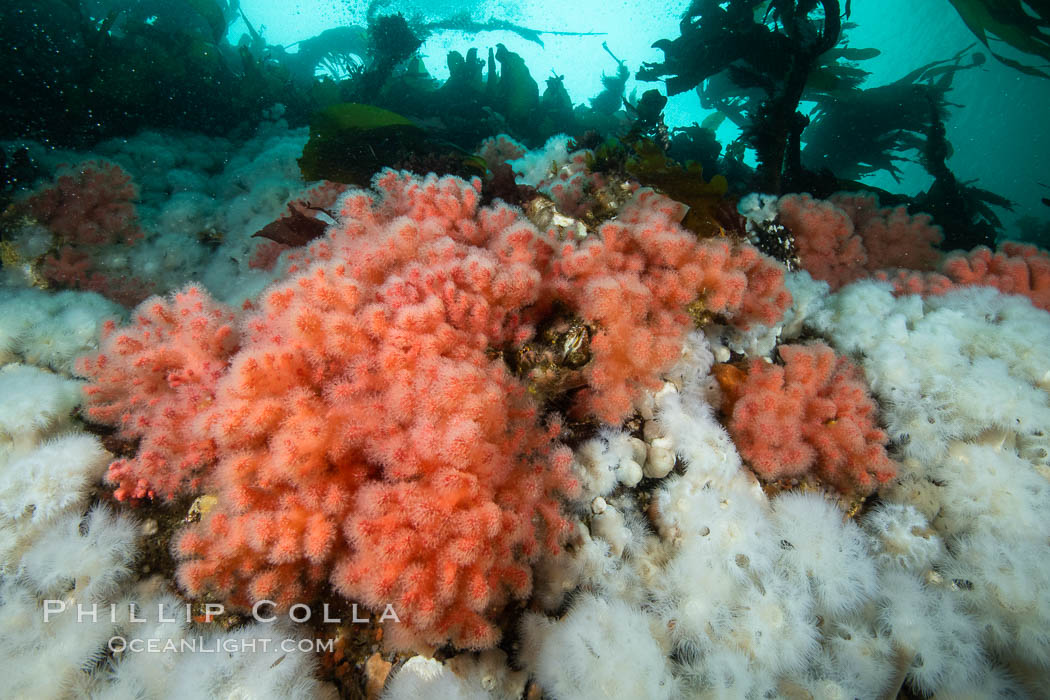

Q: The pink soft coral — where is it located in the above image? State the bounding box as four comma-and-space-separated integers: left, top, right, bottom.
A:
554, 189, 792, 423
543, 150, 617, 219
872, 268, 955, 297
24, 160, 143, 246
77, 286, 239, 500
876, 242, 1050, 311
81, 171, 577, 650
21, 160, 152, 305
725, 342, 896, 495
939, 242, 1050, 310
777, 193, 868, 289
778, 192, 942, 290
42, 247, 154, 307
80, 170, 789, 648
828, 193, 942, 271
776, 190, 1050, 312
477, 134, 527, 171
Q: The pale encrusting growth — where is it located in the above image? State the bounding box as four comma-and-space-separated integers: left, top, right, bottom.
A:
522, 316, 1048, 698
520, 594, 677, 700
0, 288, 123, 374
381, 655, 495, 700
0, 364, 107, 569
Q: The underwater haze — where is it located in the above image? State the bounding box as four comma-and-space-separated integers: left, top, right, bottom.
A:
3, 1, 1050, 698
235, 0, 1050, 228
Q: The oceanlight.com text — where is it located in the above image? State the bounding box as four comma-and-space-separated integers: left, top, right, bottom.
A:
108, 636, 336, 654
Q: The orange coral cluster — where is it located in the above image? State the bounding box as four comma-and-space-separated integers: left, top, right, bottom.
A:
877, 242, 1050, 311
79, 169, 794, 650
778, 192, 942, 290
78, 286, 239, 500
20, 160, 153, 305
724, 342, 897, 495
554, 188, 791, 423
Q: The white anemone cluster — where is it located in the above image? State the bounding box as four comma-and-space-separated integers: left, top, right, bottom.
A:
515, 317, 1042, 698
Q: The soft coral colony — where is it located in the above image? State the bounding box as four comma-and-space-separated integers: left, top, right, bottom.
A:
77, 167, 793, 649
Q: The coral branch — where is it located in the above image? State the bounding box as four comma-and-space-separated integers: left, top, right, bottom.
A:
723, 342, 896, 495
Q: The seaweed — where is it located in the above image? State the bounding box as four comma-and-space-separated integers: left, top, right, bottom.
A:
623, 89, 671, 150
539, 74, 578, 137
298, 103, 484, 185
667, 121, 723, 177
275, 26, 370, 86
481, 163, 539, 209
1, 0, 648, 155
590, 43, 631, 116
420, 11, 607, 48
947, 0, 1050, 78
802, 46, 985, 182
638, 0, 844, 193
351, 13, 424, 103
493, 44, 541, 134
624, 140, 730, 238
252, 204, 332, 248
0, 0, 312, 145
911, 89, 1013, 250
